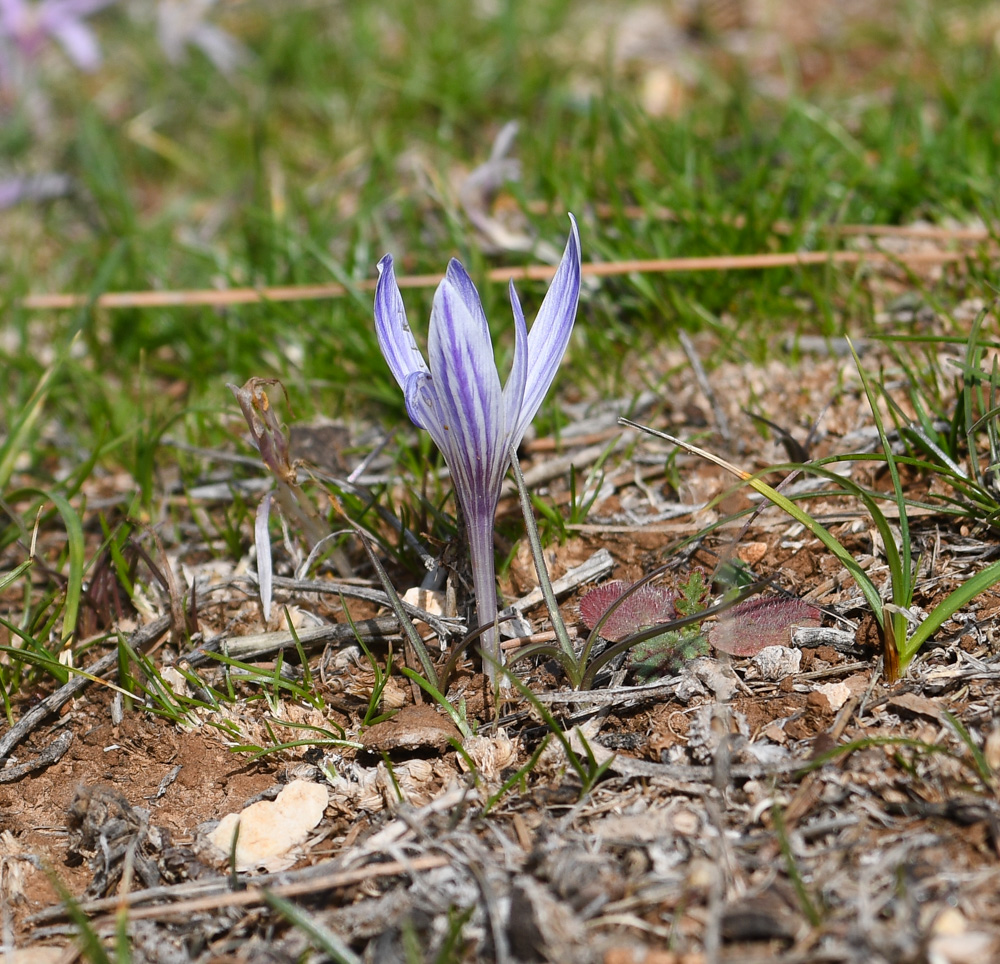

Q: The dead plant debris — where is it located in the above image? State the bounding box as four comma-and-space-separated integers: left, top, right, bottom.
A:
4, 322, 1000, 963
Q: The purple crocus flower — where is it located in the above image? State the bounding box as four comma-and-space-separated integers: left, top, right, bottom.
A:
375, 215, 581, 679
157, 0, 248, 76
0, 0, 113, 91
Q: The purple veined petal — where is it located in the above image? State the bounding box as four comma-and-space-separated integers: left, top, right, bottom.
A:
405, 367, 503, 531
375, 254, 430, 391
405, 367, 495, 514
47, 17, 101, 69
444, 258, 490, 336
514, 214, 582, 442
426, 275, 505, 511
501, 278, 528, 443
402, 368, 441, 434
0, 178, 24, 209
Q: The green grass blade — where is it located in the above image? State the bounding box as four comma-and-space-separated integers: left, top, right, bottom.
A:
771, 803, 822, 927
963, 308, 990, 486
900, 559, 1000, 667
848, 339, 912, 609
618, 419, 885, 617
46, 872, 115, 964
0, 360, 61, 492
508, 446, 580, 684
339, 515, 440, 689
29, 490, 86, 650
483, 734, 551, 815
491, 661, 588, 786
0, 643, 136, 697
941, 709, 994, 790
400, 666, 472, 739
263, 891, 363, 964
0, 559, 33, 593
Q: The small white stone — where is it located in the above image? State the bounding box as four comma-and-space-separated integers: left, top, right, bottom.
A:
745, 645, 801, 681
401, 587, 448, 616
690, 657, 740, 701
814, 681, 852, 711
208, 780, 328, 872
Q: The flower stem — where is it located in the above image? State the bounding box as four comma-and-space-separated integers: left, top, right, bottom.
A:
466, 509, 500, 684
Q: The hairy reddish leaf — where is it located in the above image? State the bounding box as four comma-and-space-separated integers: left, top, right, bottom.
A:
579, 581, 676, 642
708, 596, 821, 656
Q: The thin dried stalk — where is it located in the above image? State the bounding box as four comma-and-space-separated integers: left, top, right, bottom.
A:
21, 249, 977, 310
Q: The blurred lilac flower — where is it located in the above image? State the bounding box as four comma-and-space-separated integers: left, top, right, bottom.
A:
156, 0, 247, 75
0, 0, 114, 90
0, 173, 74, 209
375, 215, 581, 679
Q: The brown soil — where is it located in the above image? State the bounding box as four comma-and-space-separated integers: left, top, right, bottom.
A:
4, 318, 1000, 963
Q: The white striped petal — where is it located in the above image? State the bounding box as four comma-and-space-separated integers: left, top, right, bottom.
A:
515, 214, 581, 443
375, 254, 430, 398
502, 278, 529, 446
425, 273, 505, 514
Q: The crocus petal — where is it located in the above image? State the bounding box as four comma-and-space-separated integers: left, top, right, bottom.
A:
426, 274, 505, 515
48, 19, 101, 70
191, 24, 248, 74
502, 279, 528, 443
0, 0, 26, 29
375, 254, 430, 391
444, 258, 490, 335
402, 369, 443, 435
514, 214, 581, 443
372, 214, 583, 686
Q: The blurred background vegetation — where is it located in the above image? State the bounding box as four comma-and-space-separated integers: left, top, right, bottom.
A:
3, 0, 1000, 468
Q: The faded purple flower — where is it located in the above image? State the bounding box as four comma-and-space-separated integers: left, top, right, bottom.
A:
228, 377, 296, 486
156, 0, 247, 76
375, 216, 581, 679
0, 0, 114, 89
0, 173, 74, 209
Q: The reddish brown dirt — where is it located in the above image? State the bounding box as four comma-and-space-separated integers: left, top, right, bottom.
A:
1, 707, 278, 919
4, 302, 1000, 959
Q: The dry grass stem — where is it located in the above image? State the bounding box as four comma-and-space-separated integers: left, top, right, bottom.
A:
20, 248, 983, 310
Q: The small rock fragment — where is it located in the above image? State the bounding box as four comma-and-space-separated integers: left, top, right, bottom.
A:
690, 657, 740, 701
208, 779, 328, 872
401, 586, 448, 616
985, 722, 1000, 772
737, 541, 769, 566
745, 645, 801, 681
928, 907, 1000, 964
360, 704, 462, 755
1, 950, 66, 964
814, 681, 852, 711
